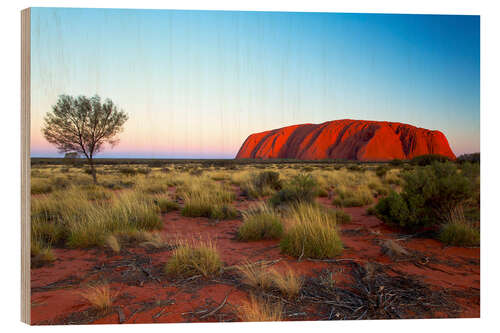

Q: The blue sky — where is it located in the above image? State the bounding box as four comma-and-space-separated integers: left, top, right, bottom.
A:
30, 8, 480, 158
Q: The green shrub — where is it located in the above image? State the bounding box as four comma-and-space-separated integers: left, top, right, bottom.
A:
270, 174, 317, 207
375, 162, 473, 229
238, 204, 283, 241
241, 171, 282, 199
374, 191, 410, 226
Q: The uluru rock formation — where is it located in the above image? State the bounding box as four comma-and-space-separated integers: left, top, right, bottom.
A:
235, 119, 456, 161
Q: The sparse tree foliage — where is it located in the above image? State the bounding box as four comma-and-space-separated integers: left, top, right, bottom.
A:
42, 95, 128, 183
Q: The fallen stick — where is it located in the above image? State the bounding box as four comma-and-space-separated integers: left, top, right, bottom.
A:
306, 258, 366, 263
199, 291, 231, 319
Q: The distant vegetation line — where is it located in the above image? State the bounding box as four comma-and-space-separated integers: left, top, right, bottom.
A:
31, 157, 390, 166
30, 152, 479, 167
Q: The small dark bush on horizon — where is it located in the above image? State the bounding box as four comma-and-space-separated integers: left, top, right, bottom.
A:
457, 153, 480, 164
410, 154, 451, 166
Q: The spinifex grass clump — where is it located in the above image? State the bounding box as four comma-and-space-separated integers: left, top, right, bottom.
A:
165, 239, 222, 278
31, 178, 54, 195
439, 206, 480, 246
180, 178, 237, 219
332, 184, 374, 207
280, 203, 343, 259
238, 204, 283, 241
31, 187, 162, 249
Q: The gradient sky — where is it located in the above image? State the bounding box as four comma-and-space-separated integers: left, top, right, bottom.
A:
30, 8, 480, 158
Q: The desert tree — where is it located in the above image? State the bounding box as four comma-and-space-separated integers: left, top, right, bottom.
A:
42, 95, 128, 183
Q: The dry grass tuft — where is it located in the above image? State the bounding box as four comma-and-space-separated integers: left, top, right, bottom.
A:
79, 283, 114, 312
139, 232, 170, 249
238, 295, 283, 322
269, 266, 303, 299
439, 206, 480, 247
105, 235, 121, 253
237, 261, 274, 290
380, 239, 409, 260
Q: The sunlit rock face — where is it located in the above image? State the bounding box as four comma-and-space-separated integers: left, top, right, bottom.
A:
235, 119, 455, 161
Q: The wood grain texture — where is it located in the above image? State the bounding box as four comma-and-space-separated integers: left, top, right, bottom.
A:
21, 7, 31, 325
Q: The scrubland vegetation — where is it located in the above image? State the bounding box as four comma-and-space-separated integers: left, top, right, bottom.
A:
30, 154, 479, 267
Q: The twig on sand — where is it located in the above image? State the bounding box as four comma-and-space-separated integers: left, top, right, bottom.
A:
306, 258, 366, 263
152, 307, 168, 320
199, 290, 231, 319
298, 243, 305, 262
117, 307, 126, 324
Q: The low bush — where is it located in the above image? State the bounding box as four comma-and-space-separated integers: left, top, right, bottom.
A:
238, 204, 283, 241
241, 171, 282, 199
269, 173, 318, 207
375, 162, 473, 230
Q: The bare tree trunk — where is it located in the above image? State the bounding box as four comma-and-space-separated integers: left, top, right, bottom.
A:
88, 157, 97, 184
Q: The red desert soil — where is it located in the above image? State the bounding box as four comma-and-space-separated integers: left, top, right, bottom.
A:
235, 119, 456, 161
31, 197, 479, 325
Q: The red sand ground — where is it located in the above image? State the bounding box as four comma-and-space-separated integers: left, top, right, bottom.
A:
31, 194, 479, 325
